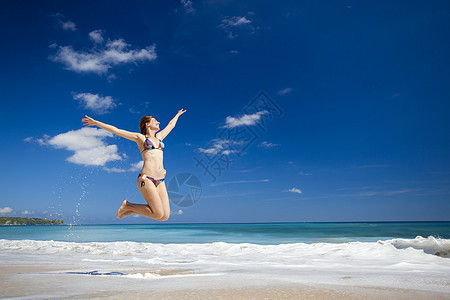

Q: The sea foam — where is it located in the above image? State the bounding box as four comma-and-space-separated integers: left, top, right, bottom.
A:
1, 236, 449, 292
1, 236, 449, 259
384, 235, 450, 257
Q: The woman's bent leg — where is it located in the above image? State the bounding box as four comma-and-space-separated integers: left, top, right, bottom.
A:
156, 182, 170, 221
116, 200, 155, 219
116, 179, 166, 220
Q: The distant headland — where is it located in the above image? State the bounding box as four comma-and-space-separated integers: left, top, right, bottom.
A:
0, 217, 65, 225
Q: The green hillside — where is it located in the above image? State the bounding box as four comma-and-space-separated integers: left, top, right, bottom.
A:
0, 217, 65, 225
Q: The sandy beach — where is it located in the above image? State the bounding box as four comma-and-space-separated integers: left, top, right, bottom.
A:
1, 225, 449, 299
1, 262, 449, 299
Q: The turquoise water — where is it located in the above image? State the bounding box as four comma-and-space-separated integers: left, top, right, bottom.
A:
1, 222, 449, 244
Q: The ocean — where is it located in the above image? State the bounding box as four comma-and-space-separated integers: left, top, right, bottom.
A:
1, 221, 450, 244
1, 222, 450, 298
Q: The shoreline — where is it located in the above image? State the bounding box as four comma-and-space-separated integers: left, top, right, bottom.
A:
1, 227, 449, 299
1, 264, 449, 299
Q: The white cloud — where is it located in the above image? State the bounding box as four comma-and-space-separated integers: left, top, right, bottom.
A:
103, 167, 126, 173
171, 209, 183, 215
226, 32, 237, 39
21, 210, 35, 216
219, 15, 254, 39
54, 13, 77, 31
103, 161, 143, 173
259, 141, 280, 148
198, 147, 221, 155
222, 111, 268, 128
198, 139, 244, 155
222, 149, 238, 155
89, 30, 104, 44
61, 21, 77, 31
342, 188, 414, 198
0, 207, 13, 214
44, 127, 122, 166
129, 161, 144, 172
51, 36, 157, 75
229, 50, 239, 54
211, 179, 269, 186
196, 109, 270, 165
24, 135, 50, 146
299, 172, 312, 176
384, 189, 413, 196
73, 92, 117, 114
181, 0, 195, 13
287, 188, 303, 194
278, 87, 293, 95
107, 74, 117, 82
67, 145, 120, 166
220, 16, 251, 28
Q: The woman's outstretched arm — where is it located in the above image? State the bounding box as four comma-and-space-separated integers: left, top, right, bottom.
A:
82, 115, 141, 142
156, 109, 187, 140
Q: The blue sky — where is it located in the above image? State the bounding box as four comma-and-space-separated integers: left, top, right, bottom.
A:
1, 0, 449, 224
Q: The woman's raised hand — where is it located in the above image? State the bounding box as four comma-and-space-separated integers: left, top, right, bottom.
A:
177, 108, 187, 115
82, 115, 97, 127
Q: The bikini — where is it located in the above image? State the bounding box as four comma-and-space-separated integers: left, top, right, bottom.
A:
139, 136, 166, 188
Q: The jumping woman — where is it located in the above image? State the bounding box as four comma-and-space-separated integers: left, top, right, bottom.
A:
82, 109, 186, 221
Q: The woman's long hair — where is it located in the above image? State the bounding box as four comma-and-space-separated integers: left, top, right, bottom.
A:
139, 116, 154, 135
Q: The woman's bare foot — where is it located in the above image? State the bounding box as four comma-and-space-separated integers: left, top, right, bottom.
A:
119, 211, 134, 218
117, 200, 131, 219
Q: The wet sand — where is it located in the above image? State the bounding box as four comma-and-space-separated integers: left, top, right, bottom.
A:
1, 263, 449, 299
